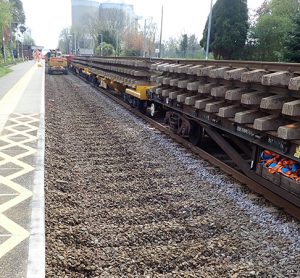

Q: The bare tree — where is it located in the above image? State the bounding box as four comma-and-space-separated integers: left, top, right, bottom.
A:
58, 28, 71, 54
99, 8, 127, 34
85, 14, 102, 46
143, 17, 157, 57
122, 28, 144, 56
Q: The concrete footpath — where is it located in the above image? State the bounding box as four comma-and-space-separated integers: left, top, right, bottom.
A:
0, 60, 45, 278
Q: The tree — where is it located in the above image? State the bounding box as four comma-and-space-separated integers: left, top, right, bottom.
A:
9, 0, 25, 25
187, 34, 199, 58
70, 5, 157, 57
23, 33, 35, 46
180, 34, 188, 58
0, 1, 12, 28
250, 0, 299, 61
95, 42, 115, 56
200, 0, 249, 60
99, 7, 127, 35
84, 7, 134, 55
0, 0, 12, 61
97, 30, 116, 49
58, 28, 71, 54
97, 7, 127, 53
283, 12, 300, 62
84, 15, 104, 49
143, 18, 157, 57
122, 29, 144, 56
162, 37, 180, 58
161, 35, 204, 59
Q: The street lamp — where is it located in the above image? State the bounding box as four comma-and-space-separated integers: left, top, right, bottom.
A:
205, 0, 213, 60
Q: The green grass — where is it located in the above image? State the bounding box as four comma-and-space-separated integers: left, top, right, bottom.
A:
0, 58, 24, 78
0, 66, 12, 78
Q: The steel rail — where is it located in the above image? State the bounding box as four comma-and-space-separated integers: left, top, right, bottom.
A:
74, 73, 300, 220
74, 56, 300, 74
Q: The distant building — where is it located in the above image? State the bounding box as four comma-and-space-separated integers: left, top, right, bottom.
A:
99, 2, 134, 15
99, 2, 136, 25
71, 0, 100, 29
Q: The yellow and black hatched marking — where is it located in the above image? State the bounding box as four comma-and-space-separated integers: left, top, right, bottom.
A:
0, 113, 39, 258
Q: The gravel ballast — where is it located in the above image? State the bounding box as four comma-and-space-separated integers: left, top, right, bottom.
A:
45, 73, 300, 277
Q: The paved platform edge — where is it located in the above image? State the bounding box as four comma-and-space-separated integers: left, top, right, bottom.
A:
26, 65, 45, 278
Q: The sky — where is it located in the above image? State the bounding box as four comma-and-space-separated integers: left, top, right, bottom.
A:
21, 0, 264, 49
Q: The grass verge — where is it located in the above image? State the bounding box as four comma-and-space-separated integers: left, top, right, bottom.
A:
0, 66, 12, 78
0, 58, 24, 78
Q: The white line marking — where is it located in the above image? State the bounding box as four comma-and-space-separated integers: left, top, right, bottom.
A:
0, 178, 33, 213
26, 62, 45, 278
0, 214, 30, 258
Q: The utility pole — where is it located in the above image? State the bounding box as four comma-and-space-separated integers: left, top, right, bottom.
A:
205, 0, 213, 60
158, 5, 163, 58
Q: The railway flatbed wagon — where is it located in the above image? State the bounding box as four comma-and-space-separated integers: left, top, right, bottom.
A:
71, 56, 300, 219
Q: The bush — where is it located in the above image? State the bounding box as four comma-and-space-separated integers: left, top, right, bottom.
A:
95, 42, 115, 56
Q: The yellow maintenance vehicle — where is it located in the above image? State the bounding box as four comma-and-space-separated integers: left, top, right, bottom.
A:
46, 50, 68, 75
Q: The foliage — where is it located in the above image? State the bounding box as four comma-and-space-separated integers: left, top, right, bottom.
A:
0, 0, 12, 30
249, 0, 299, 61
187, 34, 201, 58
0, 0, 12, 62
99, 7, 128, 35
23, 33, 35, 46
122, 30, 144, 56
84, 7, 128, 53
162, 34, 203, 59
9, 0, 25, 25
0, 65, 12, 77
180, 34, 188, 58
0, 0, 28, 62
84, 15, 104, 49
162, 37, 180, 58
58, 28, 72, 54
283, 12, 300, 62
72, 5, 158, 57
200, 0, 248, 60
142, 18, 157, 57
97, 30, 116, 49
95, 42, 115, 56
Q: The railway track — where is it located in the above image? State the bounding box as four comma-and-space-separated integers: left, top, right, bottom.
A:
45, 72, 300, 277
74, 70, 300, 220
